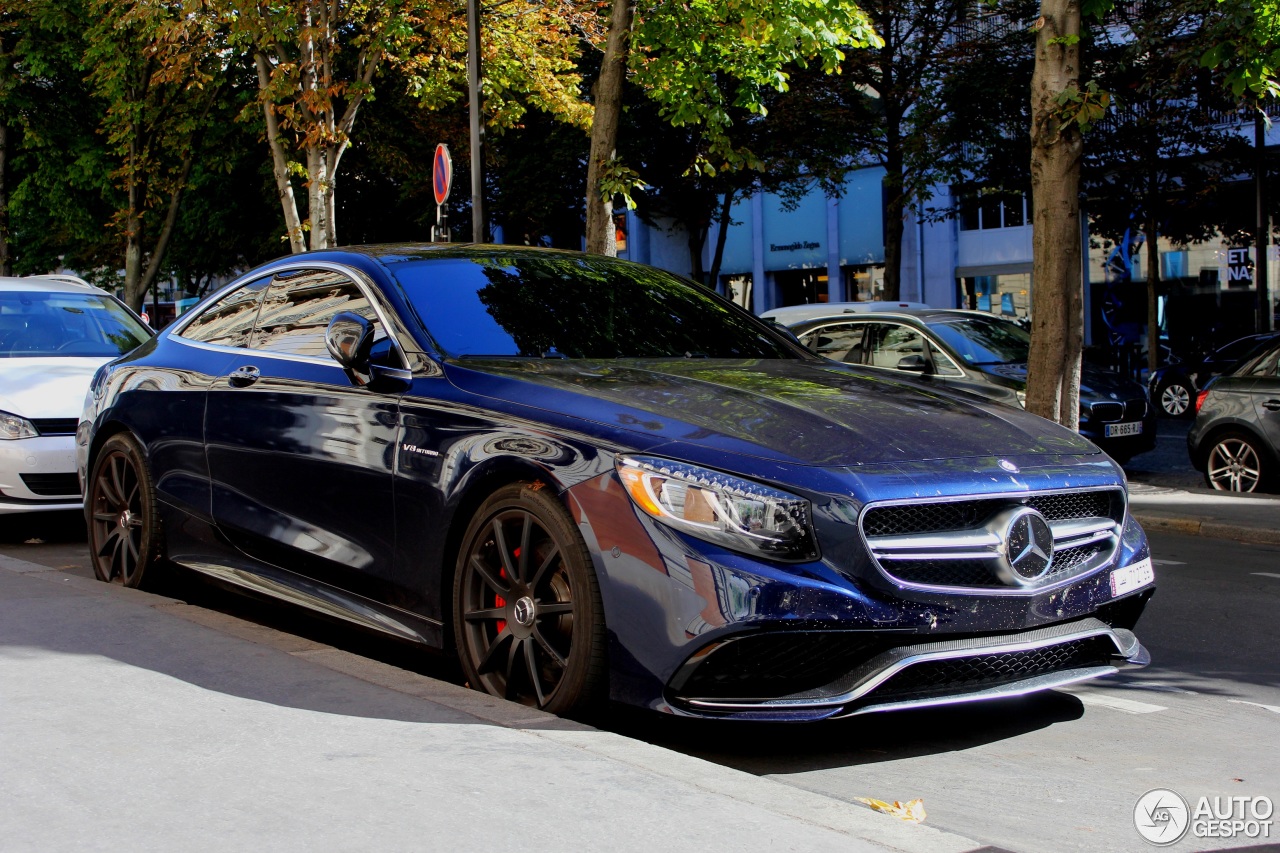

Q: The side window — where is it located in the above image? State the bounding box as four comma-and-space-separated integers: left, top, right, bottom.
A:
866, 323, 926, 370
927, 339, 964, 377
251, 269, 384, 360
799, 323, 865, 363
177, 278, 271, 348
1245, 347, 1280, 377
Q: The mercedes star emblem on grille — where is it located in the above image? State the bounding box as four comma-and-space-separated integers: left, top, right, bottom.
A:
989, 507, 1055, 585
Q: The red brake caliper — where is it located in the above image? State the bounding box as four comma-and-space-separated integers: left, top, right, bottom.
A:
495, 549, 519, 633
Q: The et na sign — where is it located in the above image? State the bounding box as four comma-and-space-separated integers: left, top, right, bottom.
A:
1226, 247, 1253, 286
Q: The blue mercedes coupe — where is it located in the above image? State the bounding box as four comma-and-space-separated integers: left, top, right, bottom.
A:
77, 245, 1154, 720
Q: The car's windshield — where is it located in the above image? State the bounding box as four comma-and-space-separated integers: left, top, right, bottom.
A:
928, 316, 1031, 365
392, 255, 796, 359
0, 291, 152, 358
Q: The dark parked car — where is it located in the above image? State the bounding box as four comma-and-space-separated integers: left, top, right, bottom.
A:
78, 246, 1153, 720
1149, 333, 1280, 418
789, 309, 1157, 463
1188, 335, 1280, 492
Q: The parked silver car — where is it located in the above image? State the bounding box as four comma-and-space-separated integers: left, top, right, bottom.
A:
1188, 335, 1280, 492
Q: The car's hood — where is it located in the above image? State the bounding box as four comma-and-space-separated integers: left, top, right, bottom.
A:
0, 357, 109, 418
445, 358, 1097, 467
981, 362, 1146, 401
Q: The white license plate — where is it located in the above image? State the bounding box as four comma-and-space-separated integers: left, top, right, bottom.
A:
1104, 421, 1143, 437
1110, 557, 1154, 597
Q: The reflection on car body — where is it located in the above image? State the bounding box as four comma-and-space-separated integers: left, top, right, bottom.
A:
79, 246, 1154, 720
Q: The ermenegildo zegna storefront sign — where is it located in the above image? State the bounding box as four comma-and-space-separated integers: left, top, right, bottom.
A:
770, 241, 821, 252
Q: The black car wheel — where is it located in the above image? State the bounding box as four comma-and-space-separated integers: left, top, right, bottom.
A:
1158, 381, 1192, 417
86, 433, 161, 588
1204, 431, 1268, 493
453, 484, 606, 716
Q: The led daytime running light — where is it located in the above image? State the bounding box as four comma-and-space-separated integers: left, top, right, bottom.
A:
616, 456, 818, 561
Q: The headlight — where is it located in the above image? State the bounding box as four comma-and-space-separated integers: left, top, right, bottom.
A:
1015, 390, 1027, 408
0, 410, 38, 440
616, 455, 818, 561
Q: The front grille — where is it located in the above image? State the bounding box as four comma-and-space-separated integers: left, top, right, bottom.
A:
20, 473, 80, 497
31, 418, 79, 436
863, 489, 1120, 538
1124, 398, 1147, 420
884, 559, 1005, 587
886, 541, 1108, 588
678, 632, 889, 699
1090, 401, 1123, 421
861, 488, 1124, 592
869, 636, 1117, 702
1025, 491, 1115, 522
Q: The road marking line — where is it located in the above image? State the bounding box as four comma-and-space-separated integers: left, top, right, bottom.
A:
1227, 699, 1280, 715
1152, 559, 1186, 566
1068, 690, 1168, 714
1251, 572, 1280, 580
1125, 682, 1199, 695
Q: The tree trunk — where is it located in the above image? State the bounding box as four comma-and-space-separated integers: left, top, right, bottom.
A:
256, 53, 306, 254
882, 142, 906, 301
584, 0, 635, 255
687, 219, 708, 284
0, 121, 10, 276
306, 145, 329, 250
123, 210, 145, 312
707, 190, 735, 293
1145, 211, 1160, 376
1025, 0, 1084, 429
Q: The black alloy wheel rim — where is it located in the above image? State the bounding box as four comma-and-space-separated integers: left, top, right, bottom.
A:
460, 509, 575, 707
90, 449, 145, 584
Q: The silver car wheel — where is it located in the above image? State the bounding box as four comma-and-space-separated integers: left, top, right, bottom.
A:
1206, 437, 1263, 492
1160, 383, 1190, 416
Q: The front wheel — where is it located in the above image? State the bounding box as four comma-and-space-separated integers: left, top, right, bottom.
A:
1158, 381, 1192, 417
1204, 431, 1268, 493
86, 433, 162, 587
453, 484, 607, 717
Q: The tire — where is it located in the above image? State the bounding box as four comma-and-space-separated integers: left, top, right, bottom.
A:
1203, 431, 1268, 493
85, 433, 163, 588
1157, 381, 1192, 418
453, 483, 607, 717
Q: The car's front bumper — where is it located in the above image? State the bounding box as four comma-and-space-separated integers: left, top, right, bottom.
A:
0, 434, 82, 513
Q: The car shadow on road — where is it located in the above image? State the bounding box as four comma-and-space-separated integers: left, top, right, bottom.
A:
607, 690, 1086, 775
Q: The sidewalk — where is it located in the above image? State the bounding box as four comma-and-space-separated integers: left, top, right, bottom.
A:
1127, 481, 1280, 545
0, 553, 985, 853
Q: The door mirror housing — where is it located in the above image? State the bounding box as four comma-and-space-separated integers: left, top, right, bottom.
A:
326, 312, 374, 370
897, 354, 929, 373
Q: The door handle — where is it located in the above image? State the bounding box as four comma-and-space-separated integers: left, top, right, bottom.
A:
1263, 399, 1280, 411
228, 365, 260, 387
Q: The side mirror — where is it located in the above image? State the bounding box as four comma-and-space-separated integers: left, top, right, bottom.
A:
367, 337, 413, 393
897, 354, 928, 373
326, 312, 374, 370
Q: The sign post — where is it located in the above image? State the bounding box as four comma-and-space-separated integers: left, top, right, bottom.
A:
432, 143, 452, 242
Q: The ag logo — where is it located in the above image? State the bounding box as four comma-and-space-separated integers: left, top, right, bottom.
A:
1134, 788, 1190, 845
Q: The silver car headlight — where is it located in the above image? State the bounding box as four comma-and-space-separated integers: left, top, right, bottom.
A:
0, 409, 38, 440
616, 455, 818, 561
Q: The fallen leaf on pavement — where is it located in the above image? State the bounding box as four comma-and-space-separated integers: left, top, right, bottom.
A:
854, 796, 927, 823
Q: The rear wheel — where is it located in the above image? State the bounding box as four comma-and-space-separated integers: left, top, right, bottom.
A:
1204, 431, 1268, 493
453, 484, 606, 717
86, 433, 161, 587
1158, 381, 1192, 417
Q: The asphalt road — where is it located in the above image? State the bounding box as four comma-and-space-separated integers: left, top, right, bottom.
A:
2, 512, 1276, 853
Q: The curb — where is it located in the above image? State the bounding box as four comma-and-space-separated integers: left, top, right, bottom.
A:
0, 553, 987, 853
1131, 512, 1280, 546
